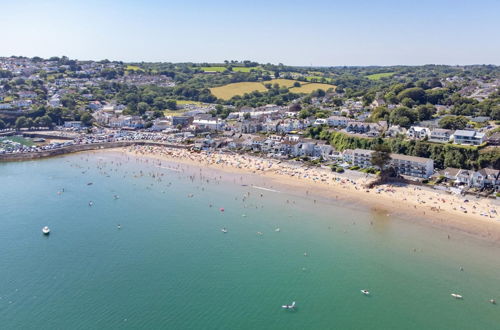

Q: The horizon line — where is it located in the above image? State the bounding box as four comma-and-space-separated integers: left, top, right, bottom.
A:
1, 54, 499, 68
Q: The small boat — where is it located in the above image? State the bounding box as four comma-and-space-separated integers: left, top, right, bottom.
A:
361, 290, 370, 295
489, 299, 496, 304
42, 226, 50, 235
221, 228, 228, 233
451, 293, 463, 299
281, 301, 296, 309
275, 228, 280, 232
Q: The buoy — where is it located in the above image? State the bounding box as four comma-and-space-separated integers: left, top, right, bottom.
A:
220, 208, 225, 212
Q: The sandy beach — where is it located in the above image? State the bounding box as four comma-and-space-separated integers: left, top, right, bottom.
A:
117, 145, 500, 243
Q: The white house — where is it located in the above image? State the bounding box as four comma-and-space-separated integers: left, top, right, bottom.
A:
326, 115, 349, 127
452, 130, 485, 145
429, 128, 454, 143
64, 121, 84, 128
407, 126, 430, 140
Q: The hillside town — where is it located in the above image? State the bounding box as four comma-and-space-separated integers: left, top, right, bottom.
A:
1, 56, 499, 196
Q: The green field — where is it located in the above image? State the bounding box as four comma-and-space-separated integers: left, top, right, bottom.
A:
125, 65, 144, 72
200, 66, 227, 72
199, 66, 259, 73
266, 79, 300, 88
366, 72, 396, 80
210, 79, 335, 100
232, 67, 259, 72
290, 82, 335, 93
210, 82, 268, 100
305, 76, 333, 83
175, 100, 203, 105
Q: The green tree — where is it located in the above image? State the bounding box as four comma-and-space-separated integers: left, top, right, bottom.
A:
15, 116, 28, 129
371, 144, 393, 179
369, 106, 390, 122
137, 102, 150, 114
397, 87, 426, 104
34, 115, 53, 128
25, 118, 34, 128
439, 115, 468, 130
80, 113, 94, 126
416, 104, 436, 121
153, 97, 166, 110
389, 106, 418, 128
166, 99, 177, 110
0, 119, 6, 129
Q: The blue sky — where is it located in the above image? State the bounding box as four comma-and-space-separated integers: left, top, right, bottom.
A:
1, 0, 499, 65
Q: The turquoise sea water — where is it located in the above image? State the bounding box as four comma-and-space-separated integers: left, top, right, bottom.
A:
1, 152, 500, 329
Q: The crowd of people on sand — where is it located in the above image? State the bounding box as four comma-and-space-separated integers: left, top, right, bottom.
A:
125, 145, 499, 223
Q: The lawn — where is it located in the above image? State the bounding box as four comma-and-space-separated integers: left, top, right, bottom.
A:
290, 83, 335, 93
210, 82, 268, 100
366, 72, 396, 80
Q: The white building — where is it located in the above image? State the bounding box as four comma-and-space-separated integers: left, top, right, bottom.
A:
429, 128, 454, 143
452, 130, 485, 145
351, 148, 434, 178
327, 115, 350, 127
407, 126, 430, 140
64, 121, 84, 128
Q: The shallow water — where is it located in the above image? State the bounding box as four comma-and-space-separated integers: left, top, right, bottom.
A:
1, 152, 499, 329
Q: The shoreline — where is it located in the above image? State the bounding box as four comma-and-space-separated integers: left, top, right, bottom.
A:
0, 141, 189, 162
116, 145, 500, 244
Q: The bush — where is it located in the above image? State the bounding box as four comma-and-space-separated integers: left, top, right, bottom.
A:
362, 167, 378, 174
336, 167, 345, 173
349, 165, 360, 170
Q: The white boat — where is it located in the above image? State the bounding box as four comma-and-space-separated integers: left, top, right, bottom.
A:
275, 228, 280, 232
281, 301, 296, 309
451, 293, 463, 299
42, 226, 50, 235
361, 290, 370, 295
221, 228, 228, 233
